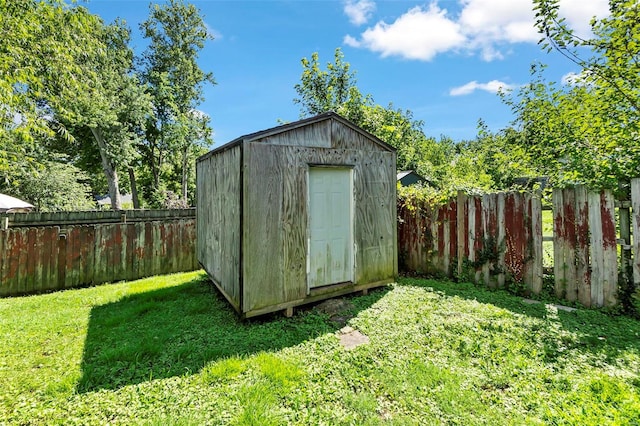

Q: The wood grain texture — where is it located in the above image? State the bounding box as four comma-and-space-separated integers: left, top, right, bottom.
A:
530, 192, 543, 294
496, 192, 506, 288
254, 120, 331, 148
552, 188, 566, 298
600, 190, 618, 307
197, 117, 396, 316
0, 219, 197, 298
196, 143, 242, 307
588, 191, 605, 307
243, 142, 285, 311
574, 186, 591, 307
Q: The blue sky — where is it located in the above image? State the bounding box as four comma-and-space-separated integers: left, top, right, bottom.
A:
85, 0, 609, 147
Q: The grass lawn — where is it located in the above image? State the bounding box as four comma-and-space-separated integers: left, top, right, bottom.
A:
1, 271, 639, 425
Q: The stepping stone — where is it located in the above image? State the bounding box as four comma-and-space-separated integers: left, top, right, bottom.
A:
338, 326, 369, 350
552, 304, 577, 312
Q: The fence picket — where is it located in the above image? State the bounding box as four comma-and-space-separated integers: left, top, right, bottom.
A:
633, 179, 640, 287
574, 186, 591, 307
397, 184, 631, 309
600, 191, 618, 307
0, 215, 197, 297
530, 192, 543, 294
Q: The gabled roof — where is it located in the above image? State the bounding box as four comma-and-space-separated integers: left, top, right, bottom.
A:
198, 111, 395, 162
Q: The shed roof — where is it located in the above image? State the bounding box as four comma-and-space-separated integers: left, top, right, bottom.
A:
198, 111, 395, 162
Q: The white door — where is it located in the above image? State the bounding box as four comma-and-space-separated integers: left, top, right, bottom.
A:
308, 167, 353, 289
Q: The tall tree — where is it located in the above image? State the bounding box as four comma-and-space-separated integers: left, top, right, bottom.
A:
140, 0, 215, 206
59, 19, 151, 210
523, 0, 640, 188
0, 1, 150, 210
0, 0, 101, 185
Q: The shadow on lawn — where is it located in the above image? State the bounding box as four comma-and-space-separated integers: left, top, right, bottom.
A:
77, 274, 387, 392
398, 276, 640, 365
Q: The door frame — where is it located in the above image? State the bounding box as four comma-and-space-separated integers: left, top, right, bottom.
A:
306, 164, 355, 292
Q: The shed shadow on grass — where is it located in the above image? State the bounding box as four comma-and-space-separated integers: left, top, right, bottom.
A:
77, 274, 388, 392
398, 276, 640, 366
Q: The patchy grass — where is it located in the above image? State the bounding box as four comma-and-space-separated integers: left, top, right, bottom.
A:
1, 272, 639, 424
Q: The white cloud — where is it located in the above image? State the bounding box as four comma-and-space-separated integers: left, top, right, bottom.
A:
344, 0, 376, 26
449, 80, 514, 96
559, 0, 610, 38
344, 4, 465, 61
344, 0, 610, 61
204, 22, 222, 40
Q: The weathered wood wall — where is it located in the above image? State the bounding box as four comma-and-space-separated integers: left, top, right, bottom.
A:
399, 181, 640, 308
242, 126, 397, 313
398, 192, 542, 294
0, 210, 198, 297
196, 143, 242, 310
553, 187, 618, 307
196, 113, 397, 317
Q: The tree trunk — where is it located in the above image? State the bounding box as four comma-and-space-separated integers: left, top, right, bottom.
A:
128, 167, 140, 209
90, 126, 122, 210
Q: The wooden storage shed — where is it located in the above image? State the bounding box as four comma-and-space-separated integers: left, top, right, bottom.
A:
196, 112, 397, 318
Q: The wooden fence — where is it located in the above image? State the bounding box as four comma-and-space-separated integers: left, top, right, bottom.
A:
398, 179, 640, 308
0, 209, 198, 297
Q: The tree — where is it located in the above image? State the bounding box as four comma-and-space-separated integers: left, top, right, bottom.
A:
1, 1, 151, 210
11, 160, 95, 212
140, 0, 215, 206
294, 48, 371, 121
60, 19, 151, 210
0, 0, 103, 187
293, 48, 492, 192
523, 0, 640, 188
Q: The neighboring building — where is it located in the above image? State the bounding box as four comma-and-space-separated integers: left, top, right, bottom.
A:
397, 170, 428, 187
0, 193, 35, 213
196, 112, 398, 318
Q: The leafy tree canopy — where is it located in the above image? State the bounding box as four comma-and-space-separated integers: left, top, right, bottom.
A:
504, 0, 640, 189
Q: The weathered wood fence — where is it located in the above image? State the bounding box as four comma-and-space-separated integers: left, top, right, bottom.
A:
398, 179, 640, 308
0, 209, 198, 297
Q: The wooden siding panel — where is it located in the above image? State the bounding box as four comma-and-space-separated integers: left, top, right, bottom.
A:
331, 120, 387, 151
243, 143, 285, 311
352, 150, 396, 284
281, 147, 308, 302
196, 143, 241, 306
255, 120, 331, 148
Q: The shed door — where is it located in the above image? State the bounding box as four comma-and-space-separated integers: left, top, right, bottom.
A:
308, 167, 354, 289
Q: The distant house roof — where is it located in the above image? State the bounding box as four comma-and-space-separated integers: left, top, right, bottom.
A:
397, 170, 428, 187
0, 193, 35, 213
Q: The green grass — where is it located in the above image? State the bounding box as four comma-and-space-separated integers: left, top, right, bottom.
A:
1, 272, 639, 424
